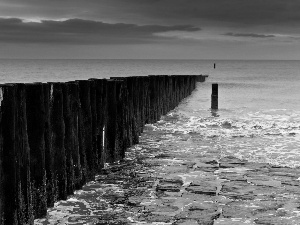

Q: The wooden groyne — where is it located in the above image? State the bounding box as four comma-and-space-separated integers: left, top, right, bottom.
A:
0, 75, 207, 224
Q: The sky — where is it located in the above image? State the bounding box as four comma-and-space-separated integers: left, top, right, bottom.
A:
0, 0, 300, 59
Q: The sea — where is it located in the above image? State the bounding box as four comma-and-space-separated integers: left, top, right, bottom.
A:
1, 59, 300, 168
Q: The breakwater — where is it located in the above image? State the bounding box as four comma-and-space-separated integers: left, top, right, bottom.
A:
0, 75, 207, 224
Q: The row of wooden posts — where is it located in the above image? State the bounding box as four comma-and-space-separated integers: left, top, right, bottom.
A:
0, 75, 207, 224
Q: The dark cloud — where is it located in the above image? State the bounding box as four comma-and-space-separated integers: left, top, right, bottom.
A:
2, 0, 300, 27
224, 32, 276, 38
103, 0, 300, 26
0, 18, 200, 44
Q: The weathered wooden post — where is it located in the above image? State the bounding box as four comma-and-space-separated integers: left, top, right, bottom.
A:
67, 81, 82, 189
62, 83, 75, 195
43, 83, 56, 207
77, 80, 93, 181
26, 83, 47, 219
0, 84, 19, 225
50, 83, 67, 200
16, 83, 34, 224
211, 83, 218, 110
106, 80, 118, 162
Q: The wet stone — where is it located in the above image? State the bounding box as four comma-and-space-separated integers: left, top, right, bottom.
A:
220, 181, 257, 200
244, 162, 270, 171
218, 173, 247, 182
127, 196, 143, 206
157, 182, 182, 192
246, 176, 282, 187
221, 181, 254, 192
172, 219, 199, 225
144, 204, 179, 214
161, 177, 184, 185
222, 202, 256, 218
255, 200, 284, 212
188, 202, 218, 213
194, 162, 219, 172
283, 185, 300, 195
197, 157, 219, 165
254, 215, 293, 225
155, 153, 173, 158
140, 213, 173, 223
174, 210, 220, 223
219, 156, 247, 165
186, 183, 217, 195
222, 200, 284, 219
281, 180, 300, 186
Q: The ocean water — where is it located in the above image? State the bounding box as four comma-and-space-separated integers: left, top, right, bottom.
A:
1, 59, 300, 167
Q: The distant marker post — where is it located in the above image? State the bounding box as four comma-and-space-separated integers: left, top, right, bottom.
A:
211, 83, 218, 109
214, 63, 216, 69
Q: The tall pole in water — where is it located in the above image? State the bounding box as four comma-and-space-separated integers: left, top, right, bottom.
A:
214, 63, 216, 69
211, 83, 218, 109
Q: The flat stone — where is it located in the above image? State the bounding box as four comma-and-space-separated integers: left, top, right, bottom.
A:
141, 213, 173, 223
283, 185, 300, 195
221, 181, 254, 192
155, 153, 172, 158
161, 165, 189, 174
197, 157, 219, 165
127, 196, 142, 206
194, 162, 219, 172
145, 204, 179, 214
181, 193, 217, 202
254, 200, 284, 212
247, 177, 281, 187
175, 210, 220, 221
220, 181, 257, 200
269, 167, 300, 176
222, 192, 256, 200
182, 161, 196, 168
219, 156, 247, 166
173, 219, 199, 225
281, 180, 300, 186
161, 177, 184, 185
157, 183, 182, 192
244, 162, 270, 170
186, 183, 217, 195
218, 173, 247, 182
188, 202, 218, 213
222, 199, 284, 219
222, 202, 257, 218
214, 218, 256, 224
254, 215, 293, 225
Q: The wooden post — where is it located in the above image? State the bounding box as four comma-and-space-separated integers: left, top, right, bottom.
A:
77, 80, 93, 181
62, 83, 75, 195
50, 83, 67, 201
26, 83, 47, 218
211, 83, 218, 110
0, 84, 19, 225
106, 80, 117, 163
43, 83, 56, 207
67, 81, 82, 189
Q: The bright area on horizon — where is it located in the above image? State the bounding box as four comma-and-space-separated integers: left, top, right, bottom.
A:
0, 0, 300, 60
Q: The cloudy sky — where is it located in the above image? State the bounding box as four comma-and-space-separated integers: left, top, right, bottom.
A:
1, 0, 300, 59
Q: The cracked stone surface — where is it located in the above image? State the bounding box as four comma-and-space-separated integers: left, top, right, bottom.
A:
35, 122, 300, 225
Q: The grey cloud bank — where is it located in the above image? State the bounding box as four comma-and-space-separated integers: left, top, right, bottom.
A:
0, 18, 200, 44
224, 33, 276, 38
